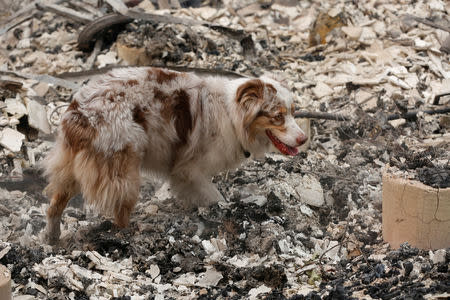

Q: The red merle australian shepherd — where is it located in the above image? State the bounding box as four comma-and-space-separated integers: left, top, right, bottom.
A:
43, 67, 307, 244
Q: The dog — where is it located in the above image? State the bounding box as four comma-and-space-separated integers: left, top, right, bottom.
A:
43, 67, 307, 244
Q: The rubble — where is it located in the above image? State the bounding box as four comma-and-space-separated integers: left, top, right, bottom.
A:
0, 0, 449, 299
25, 100, 51, 135
0, 128, 25, 152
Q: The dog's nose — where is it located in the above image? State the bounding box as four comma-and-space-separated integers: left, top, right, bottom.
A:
296, 134, 308, 145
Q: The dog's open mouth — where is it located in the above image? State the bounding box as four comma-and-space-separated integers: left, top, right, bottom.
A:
266, 130, 298, 156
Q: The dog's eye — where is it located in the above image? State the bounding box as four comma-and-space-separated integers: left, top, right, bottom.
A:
272, 114, 284, 124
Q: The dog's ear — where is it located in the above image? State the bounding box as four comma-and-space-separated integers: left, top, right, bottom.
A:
235, 79, 277, 129
235, 79, 265, 128
235, 79, 265, 109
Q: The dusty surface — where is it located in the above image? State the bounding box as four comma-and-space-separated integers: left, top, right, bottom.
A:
0, 0, 449, 299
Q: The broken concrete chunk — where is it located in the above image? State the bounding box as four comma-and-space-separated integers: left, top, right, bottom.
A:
355, 90, 373, 104
16, 38, 31, 49
248, 284, 272, 300
25, 99, 51, 134
388, 75, 411, 89
295, 175, 325, 207
117, 41, 151, 66
196, 269, 223, 287
352, 75, 384, 85
429, 249, 446, 264
138, 0, 156, 12
414, 38, 433, 50
153, 182, 172, 201
147, 264, 160, 280
312, 82, 334, 99
341, 26, 363, 40
32, 82, 49, 97
436, 78, 450, 96
241, 195, 267, 206
97, 51, 118, 68
144, 204, 159, 215
0, 128, 25, 152
372, 21, 386, 36
5, 96, 27, 118
359, 27, 376, 42
173, 269, 223, 287
300, 204, 314, 216
389, 119, 406, 128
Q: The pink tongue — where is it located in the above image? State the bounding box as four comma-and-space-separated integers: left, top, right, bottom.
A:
266, 130, 298, 156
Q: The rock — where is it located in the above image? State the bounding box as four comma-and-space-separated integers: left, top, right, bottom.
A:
32, 82, 49, 97
300, 204, 314, 216
355, 90, 373, 105
147, 264, 160, 280
372, 21, 386, 36
97, 51, 118, 68
25, 99, 51, 134
355, 90, 377, 111
342, 26, 363, 40
359, 27, 377, 42
241, 195, 267, 206
0, 128, 25, 152
278, 238, 293, 254
116, 41, 151, 66
429, 249, 446, 264
414, 38, 432, 50
436, 78, 450, 96
403, 261, 413, 276
173, 269, 223, 287
5, 96, 27, 118
196, 268, 223, 287
154, 182, 172, 201
202, 240, 216, 255
388, 75, 411, 89
248, 284, 271, 300
13, 296, 35, 300
16, 38, 31, 49
295, 175, 325, 207
144, 204, 159, 215
312, 82, 334, 99
0, 117, 7, 126
389, 119, 406, 128
138, 0, 156, 11
202, 238, 226, 257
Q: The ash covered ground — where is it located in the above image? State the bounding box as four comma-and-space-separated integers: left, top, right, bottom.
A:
0, 0, 449, 299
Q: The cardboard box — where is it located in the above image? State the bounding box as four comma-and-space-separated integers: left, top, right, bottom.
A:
0, 264, 11, 300
382, 172, 450, 250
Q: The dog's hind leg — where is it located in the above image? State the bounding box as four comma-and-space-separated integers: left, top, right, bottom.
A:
43, 143, 79, 244
45, 188, 77, 244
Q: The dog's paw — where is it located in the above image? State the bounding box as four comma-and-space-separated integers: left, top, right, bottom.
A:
43, 221, 61, 245
43, 230, 60, 245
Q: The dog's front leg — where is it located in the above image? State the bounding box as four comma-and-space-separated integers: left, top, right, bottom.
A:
169, 171, 225, 209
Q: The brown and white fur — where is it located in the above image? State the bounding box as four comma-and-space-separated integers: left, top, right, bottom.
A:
43, 67, 307, 244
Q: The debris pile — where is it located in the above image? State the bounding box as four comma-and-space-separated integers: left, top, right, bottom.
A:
0, 0, 449, 299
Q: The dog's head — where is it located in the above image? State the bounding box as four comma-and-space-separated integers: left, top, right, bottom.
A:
234, 76, 307, 157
